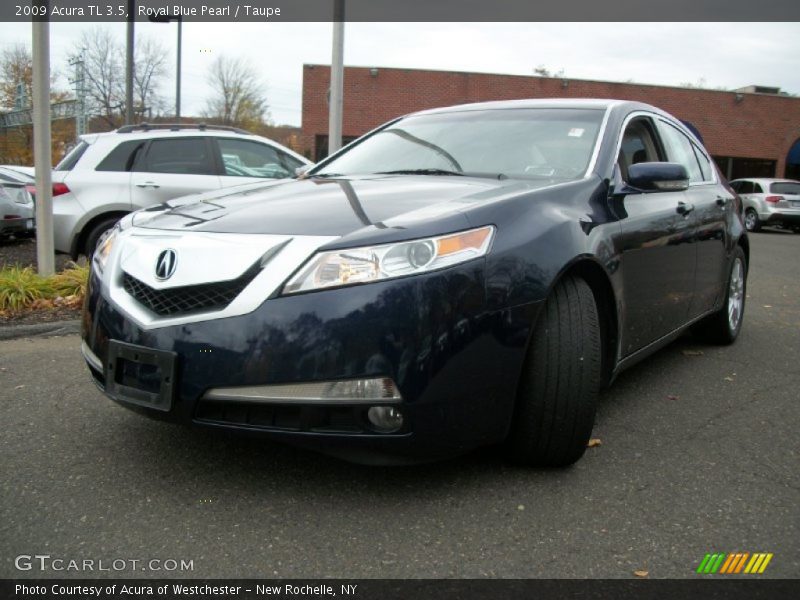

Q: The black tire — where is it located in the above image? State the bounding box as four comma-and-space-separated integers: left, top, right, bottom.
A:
744, 208, 761, 232
693, 245, 747, 345
505, 276, 602, 467
83, 216, 122, 258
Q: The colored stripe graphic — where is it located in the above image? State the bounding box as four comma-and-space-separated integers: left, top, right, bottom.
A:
697, 552, 773, 574
733, 553, 749, 573
758, 554, 773, 573
719, 554, 736, 574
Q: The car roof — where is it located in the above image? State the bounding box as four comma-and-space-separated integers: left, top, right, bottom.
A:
78, 125, 310, 164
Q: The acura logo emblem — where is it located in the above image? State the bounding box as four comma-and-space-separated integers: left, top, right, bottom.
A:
155, 249, 178, 280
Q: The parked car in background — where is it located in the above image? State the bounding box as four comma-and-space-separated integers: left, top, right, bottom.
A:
0, 165, 35, 185
51, 124, 311, 258
0, 181, 35, 239
81, 99, 748, 467
729, 177, 800, 232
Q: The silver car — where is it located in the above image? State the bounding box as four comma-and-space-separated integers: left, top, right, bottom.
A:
51, 124, 311, 258
729, 177, 800, 233
0, 181, 35, 239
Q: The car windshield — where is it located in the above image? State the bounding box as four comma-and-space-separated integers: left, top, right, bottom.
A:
770, 182, 800, 195
314, 108, 604, 181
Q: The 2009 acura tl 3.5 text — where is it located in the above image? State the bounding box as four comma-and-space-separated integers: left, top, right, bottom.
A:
81, 99, 748, 466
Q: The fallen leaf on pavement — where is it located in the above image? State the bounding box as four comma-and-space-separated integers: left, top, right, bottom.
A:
682, 350, 704, 356
666, 395, 679, 401
15, 384, 25, 389
634, 570, 649, 578
587, 438, 602, 448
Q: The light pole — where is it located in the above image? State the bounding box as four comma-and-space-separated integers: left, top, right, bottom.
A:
328, 0, 345, 156
148, 14, 182, 122
125, 0, 135, 125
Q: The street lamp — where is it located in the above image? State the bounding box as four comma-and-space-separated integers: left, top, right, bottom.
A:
148, 14, 183, 123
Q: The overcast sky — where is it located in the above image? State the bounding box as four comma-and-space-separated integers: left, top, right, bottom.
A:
1, 21, 799, 126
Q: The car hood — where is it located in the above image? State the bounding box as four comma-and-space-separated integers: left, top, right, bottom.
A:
135, 175, 550, 238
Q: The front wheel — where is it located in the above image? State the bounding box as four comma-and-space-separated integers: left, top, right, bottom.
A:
694, 246, 747, 345
505, 276, 602, 467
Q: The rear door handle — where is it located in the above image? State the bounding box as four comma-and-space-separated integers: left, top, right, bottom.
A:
135, 182, 160, 189
676, 201, 694, 215
716, 196, 732, 207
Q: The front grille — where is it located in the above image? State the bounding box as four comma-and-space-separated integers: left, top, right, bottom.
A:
122, 264, 260, 316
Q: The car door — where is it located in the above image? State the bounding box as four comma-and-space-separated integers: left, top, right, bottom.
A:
614, 115, 697, 355
131, 137, 222, 209
656, 119, 731, 318
215, 137, 303, 187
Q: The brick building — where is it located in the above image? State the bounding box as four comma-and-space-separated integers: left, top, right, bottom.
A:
301, 64, 800, 180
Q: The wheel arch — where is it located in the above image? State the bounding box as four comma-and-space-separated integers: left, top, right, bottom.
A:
71, 210, 130, 259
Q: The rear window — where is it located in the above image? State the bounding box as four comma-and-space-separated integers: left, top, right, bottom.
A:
770, 182, 800, 195
55, 140, 89, 171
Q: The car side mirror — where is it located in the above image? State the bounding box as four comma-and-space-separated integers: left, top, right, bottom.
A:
627, 162, 690, 192
295, 164, 313, 178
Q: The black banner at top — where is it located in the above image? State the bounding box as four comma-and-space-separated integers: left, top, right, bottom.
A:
7, 0, 800, 22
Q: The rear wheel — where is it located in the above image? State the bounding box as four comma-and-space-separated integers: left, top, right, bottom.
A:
693, 246, 747, 345
744, 209, 760, 232
505, 276, 602, 467
83, 216, 122, 258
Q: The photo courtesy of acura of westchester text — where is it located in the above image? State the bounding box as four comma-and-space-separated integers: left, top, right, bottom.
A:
0, 0, 798, 594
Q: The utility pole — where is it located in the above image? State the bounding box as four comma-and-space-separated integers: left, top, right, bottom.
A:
176, 18, 182, 123
32, 11, 55, 276
125, 0, 135, 125
328, 0, 345, 156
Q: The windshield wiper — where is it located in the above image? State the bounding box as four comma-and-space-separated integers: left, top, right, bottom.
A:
376, 169, 464, 176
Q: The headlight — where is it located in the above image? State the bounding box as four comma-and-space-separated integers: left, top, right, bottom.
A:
282, 225, 494, 294
92, 226, 118, 274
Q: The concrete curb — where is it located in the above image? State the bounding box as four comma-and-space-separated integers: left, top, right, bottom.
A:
0, 320, 81, 341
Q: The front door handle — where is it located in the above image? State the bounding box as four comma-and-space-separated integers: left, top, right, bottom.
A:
676, 201, 694, 216
135, 182, 160, 189
716, 196, 732, 207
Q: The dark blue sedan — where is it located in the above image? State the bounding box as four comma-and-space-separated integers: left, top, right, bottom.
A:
81, 99, 748, 466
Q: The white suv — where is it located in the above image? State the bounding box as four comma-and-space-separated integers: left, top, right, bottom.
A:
52, 124, 310, 258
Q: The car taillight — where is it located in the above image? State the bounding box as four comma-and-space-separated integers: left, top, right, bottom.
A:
52, 182, 70, 196
765, 195, 783, 204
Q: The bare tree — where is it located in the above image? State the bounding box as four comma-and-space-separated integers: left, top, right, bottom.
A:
133, 36, 169, 119
0, 44, 72, 164
202, 55, 269, 129
74, 27, 123, 128
73, 26, 169, 129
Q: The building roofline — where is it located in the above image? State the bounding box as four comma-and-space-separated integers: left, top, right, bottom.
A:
302, 63, 798, 101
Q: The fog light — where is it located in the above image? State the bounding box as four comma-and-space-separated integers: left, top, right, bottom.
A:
367, 406, 404, 433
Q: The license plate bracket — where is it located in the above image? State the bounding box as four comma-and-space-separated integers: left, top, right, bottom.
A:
105, 341, 177, 412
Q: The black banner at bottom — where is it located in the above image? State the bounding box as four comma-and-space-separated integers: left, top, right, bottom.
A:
3, 579, 799, 600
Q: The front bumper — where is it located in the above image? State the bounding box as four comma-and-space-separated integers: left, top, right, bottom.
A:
82, 264, 541, 464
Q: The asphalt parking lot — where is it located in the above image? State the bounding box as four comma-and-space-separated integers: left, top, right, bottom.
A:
1, 231, 798, 579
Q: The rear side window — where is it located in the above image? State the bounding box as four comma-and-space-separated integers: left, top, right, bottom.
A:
753, 183, 764, 193
142, 138, 214, 175
217, 138, 292, 178
55, 141, 89, 171
96, 140, 145, 172
736, 181, 754, 194
771, 182, 800, 195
